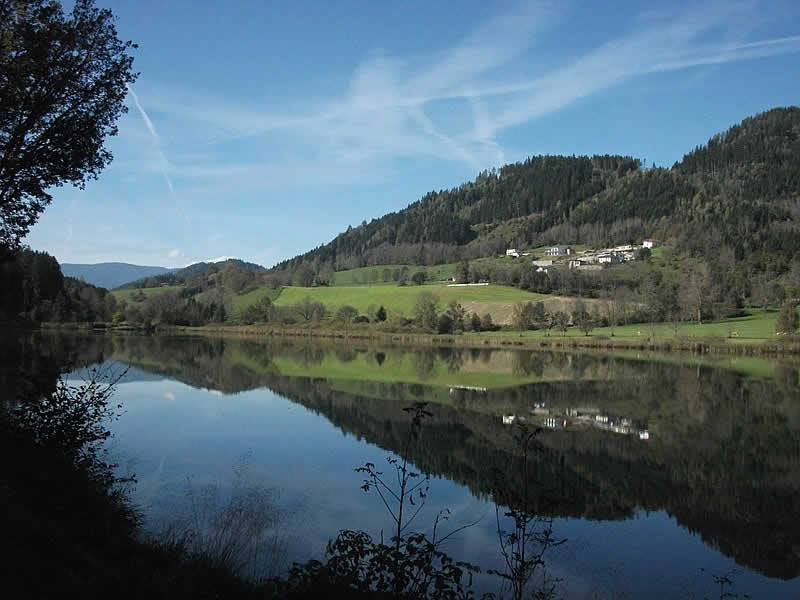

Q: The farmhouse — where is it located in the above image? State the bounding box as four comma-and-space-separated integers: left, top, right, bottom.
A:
505, 248, 520, 258
597, 253, 620, 264
642, 238, 659, 249
544, 246, 571, 256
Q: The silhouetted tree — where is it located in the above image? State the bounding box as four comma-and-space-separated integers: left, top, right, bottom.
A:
0, 0, 138, 254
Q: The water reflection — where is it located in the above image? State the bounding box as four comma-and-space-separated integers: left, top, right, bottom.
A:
4, 331, 800, 597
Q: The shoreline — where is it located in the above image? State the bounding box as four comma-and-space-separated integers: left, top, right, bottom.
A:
22, 321, 800, 356
167, 324, 800, 356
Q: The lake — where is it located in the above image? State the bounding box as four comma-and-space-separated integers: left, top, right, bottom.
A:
4, 331, 800, 598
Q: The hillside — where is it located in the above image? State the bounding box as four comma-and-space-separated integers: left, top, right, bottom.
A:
60, 262, 173, 289
117, 258, 265, 290
275, 108, 800, 294
94, 108, 800, 332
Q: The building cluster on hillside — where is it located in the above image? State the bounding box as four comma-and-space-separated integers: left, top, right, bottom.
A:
505, 248, 530, 258
504, 239, 659, 272
501, 403, 651, 441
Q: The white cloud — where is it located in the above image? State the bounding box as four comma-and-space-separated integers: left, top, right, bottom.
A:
167, 249, 180, 258
122, 1, 800, 189
183, 256, 235, 267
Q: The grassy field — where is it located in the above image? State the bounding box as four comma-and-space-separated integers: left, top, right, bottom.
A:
465, 308, 793, 340
229, 286, 282, 316
111, 285, 183, 301
273, 282, 567, 321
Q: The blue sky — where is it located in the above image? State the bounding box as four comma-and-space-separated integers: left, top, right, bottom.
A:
25, 0, 800, 268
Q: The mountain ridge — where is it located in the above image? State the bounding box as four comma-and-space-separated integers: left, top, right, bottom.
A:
274, 107, 800, 284
60, 262, 174, 290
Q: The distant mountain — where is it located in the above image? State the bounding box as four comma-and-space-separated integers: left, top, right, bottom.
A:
61, 262, 173, 290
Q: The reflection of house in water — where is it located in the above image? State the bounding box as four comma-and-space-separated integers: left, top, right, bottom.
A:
502, 414, 525, 425
504, 404, 650, 439
531, 403, 549, 415
544, 416, 566, 429
449, 386, 487, 394
565, 407, 651, 440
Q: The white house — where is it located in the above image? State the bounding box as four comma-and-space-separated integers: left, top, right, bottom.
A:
544, 246, 571, 257
569, 256, 597, 269
642, 238, 659, 249
506, 248, 520, 258
597, 253, 620, 264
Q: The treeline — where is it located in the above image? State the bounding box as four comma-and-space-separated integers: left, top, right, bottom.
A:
0, 249, 117, 322
112, 290, 227, 328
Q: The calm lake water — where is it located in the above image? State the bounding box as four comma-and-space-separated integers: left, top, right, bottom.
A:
4, 331, 800, 598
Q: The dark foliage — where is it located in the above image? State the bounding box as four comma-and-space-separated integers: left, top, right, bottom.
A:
0, 247, 115, 322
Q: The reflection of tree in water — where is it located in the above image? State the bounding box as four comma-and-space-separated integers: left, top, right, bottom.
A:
776, 361, 800, 394
11, 333, 800, 579
437, 347, 464, 374
412, 350, 436, 380
2, 332, 112, 405
334, 348, 357, 363
512, 351, 544, 378
261, 366, 800, 580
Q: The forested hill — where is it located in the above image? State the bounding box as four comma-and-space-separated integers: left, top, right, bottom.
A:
117, 258, 265, 290
277, 154, 640, 270
275, 107, 800, 277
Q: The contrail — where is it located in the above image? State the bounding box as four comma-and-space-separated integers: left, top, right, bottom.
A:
126, 84, 189, 224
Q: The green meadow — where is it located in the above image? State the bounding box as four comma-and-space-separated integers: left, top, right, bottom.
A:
273, 282, 549, 316
229, 286, 282, 316
111, 285, 183, 301
465, 308, 790, 341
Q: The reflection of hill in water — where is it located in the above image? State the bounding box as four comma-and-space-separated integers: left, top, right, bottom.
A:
7, 332, 800, 579
265, 375, 800, 580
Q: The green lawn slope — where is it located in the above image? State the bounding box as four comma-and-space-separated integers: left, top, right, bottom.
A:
273, 282, 556, 320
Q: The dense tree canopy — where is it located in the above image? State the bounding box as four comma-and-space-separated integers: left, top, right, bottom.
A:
0, 0, 137, 254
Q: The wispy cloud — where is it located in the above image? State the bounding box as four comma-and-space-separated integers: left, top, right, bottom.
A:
127, 1, 800, 187
127, 84, 177, 195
